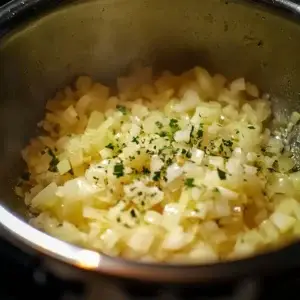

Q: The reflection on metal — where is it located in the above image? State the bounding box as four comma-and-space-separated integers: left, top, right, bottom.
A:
0, 205, 101, 270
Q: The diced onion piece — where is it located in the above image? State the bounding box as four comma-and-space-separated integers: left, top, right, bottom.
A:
173, 90, 200, 112
208, 156, 224, 169
57, 159, 71, 175
144, 211, 163, 225
86, 111, 104, 130
233, 243, 254, 258
217, 186, 239, 200
189, 242, 218, 262
162, 226, 193, 251
230, 78, 246, 92
174, 127, 191, 143
276, 198, 300, 220
278, 156, 294, 173
214, 199, 231, 217
246, 152, 257, 162
128, 227, 154, 254
85, 163, 107, 186
178, 189, 190, 209
226, 157, 243, 175
107, 201, 126, 220
56, 177, 99, 201
191, 187, 202, 201
269, 212, 296, 233
243, 164, 257, 176
132, 103, 149, 118
76, 94, 93, 115
31, 182, 59, 209
100, 229, 120, 250
83, 206, 105, 221
269, 175, 294, 196
243, 230, 264, 246
48, 221, 86, 244
130, 123, 141, 137
290, 172, 300, 192
161, 203, 182, 230
166, 163, 183, 183
99, 148, 113, 159
195, 201, 212, 219
290, 111, 300, 126
191, 148, 204, 165
150, 155, 164, 173
259, 219, 279, 243
203, 170, 220, 188
69, 149, 84, 168
63, 105, 78, 125
183, 162, 204, 178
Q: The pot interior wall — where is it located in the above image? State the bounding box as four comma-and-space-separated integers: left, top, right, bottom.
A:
1, 0, 300, 217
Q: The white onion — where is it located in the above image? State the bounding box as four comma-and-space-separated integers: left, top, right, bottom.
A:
174, 127, 191, 143
166, 163, 183, 183
18, 65, 300, 263
270, 212, 296, 233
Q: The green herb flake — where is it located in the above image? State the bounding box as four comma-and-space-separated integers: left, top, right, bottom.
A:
142, 167, 150, 175
248, 125, 255, 129
47, 148, 59, 172
159, 131, 167, 137
166, 157, 173, 166
106, 143, 114, 150
152, 171, 161, 181
217, 168, 226, 180
184, 178, 195, 187
130, 209, 137, 218
190, 125, 195, 139
113, 162, 124, 178
169, 119, 179, 131
116, 105, 127, 115
223, 139, 233, 147
186, 151, 192, 159
132, 136, 139, 144
219, 144, 224, 153
155, 121, 163, 129
197, 129, 203, 138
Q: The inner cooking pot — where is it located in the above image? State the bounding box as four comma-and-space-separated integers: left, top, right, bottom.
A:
1, 0, 300, 283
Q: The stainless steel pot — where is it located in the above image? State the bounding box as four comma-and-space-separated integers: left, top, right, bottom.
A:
1, 0, 300, 285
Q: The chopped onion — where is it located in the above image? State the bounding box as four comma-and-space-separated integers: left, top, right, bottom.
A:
270, 212, 296, 233
166, 163, 183, 183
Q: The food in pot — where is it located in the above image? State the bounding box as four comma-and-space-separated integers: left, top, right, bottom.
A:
15, 66, 300, 263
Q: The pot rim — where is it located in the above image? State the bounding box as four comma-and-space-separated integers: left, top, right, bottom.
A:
1, 0, 300, 283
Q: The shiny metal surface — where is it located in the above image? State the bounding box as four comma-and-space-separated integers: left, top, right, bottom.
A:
1, 0, 300, 282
